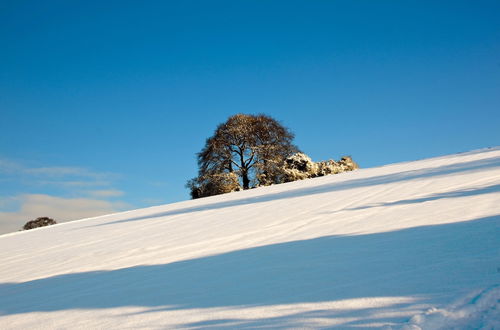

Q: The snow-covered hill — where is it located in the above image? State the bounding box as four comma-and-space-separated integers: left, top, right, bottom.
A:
1, 148, 499, 329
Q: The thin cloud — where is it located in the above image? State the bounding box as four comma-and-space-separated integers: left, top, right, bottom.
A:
0, 196, 20, 210
0, 157, 128, 235
0, 194, 130, 235
37, 180, 111, 187
25, 166, 117, 180
87, 189, 125, 198
0, 156, 118, 189
0, 158, 23, 174
26, 166, 96, 177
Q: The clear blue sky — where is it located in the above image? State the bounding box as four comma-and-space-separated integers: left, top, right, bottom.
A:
1, 1, 499, 230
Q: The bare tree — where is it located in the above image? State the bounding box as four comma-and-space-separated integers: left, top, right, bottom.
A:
187, 114, 298, 198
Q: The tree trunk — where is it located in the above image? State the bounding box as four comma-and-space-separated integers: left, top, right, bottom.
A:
242, 170, 250, 189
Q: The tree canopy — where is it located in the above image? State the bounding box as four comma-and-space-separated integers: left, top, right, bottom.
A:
187, 114, 298, 198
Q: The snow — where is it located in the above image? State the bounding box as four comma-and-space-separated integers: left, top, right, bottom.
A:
1, 147, 499, 329
402, 286, 500, 330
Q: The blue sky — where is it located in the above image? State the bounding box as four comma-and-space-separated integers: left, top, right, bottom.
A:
1, 1, 499, 232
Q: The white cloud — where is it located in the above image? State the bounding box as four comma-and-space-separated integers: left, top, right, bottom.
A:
0, 157, 117, 188
0, 158, 129, 235
25, 166, 115, 180
0, 194, 130, 235
0, 196, 20, 210
37, 180, 111, 187
87, 189, 125, 198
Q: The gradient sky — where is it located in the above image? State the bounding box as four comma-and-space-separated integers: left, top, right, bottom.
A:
1, 1, 499, 233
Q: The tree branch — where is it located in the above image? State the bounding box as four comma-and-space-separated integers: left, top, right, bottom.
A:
231, 159, 242, 169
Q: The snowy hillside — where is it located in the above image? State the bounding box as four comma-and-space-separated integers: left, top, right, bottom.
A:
1, 148, 499, 329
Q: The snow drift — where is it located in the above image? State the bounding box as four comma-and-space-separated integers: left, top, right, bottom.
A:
1, 148, 499, 329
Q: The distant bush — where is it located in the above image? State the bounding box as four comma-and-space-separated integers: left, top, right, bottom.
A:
23, 217, 57, 230
187, 172, 241, 199
281, 152, 318, 182
280, 153, 359, 182
316, 156, 359, 176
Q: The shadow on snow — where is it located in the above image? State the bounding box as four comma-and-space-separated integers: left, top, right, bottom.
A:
343, 183, 500, 212
1, 215, 499, 327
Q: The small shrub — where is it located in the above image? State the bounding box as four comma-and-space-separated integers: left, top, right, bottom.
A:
339, 156, 359, 171
23, 217, 57, 230
188, 172, 241, 199
316, 159, 342, 176
281, 152, 318, 182
279, 153, 359, 182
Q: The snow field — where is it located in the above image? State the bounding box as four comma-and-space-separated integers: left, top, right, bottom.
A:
0, 147, 499, 328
